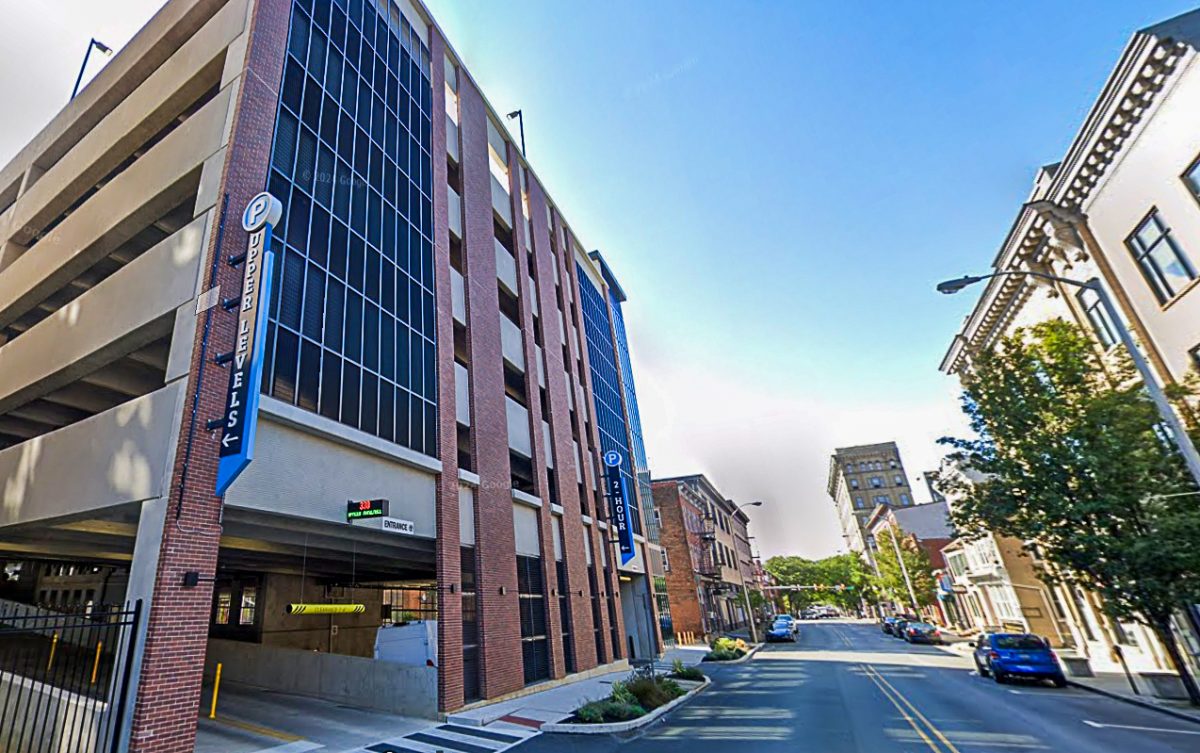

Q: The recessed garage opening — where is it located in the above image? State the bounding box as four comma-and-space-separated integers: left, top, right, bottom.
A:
203, 508, 440, 719
0, 511, 141, 753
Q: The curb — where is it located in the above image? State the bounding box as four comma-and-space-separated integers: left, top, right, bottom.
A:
1067, 681, 1200, 726
701, 643, 763, 665
541, 677, 711, 734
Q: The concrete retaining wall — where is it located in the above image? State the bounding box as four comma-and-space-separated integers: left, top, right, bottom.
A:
0, 671, 107, 753
204, 639, 438, 718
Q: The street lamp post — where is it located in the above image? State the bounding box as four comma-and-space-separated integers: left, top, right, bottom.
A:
72, 38, 114, 100
506, 110, 526, 155
938, 270, 1200, 492
886, 526, 921, 614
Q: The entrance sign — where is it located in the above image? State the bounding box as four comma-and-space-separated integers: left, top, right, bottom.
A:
380, 517, 416, 535
602, 451, 636, 565
215, 192, 282, 495
347, 499, 390, 521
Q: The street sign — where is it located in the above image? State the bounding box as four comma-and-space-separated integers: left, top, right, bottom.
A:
379, 517, 416, 535
215, 192, 282, 495
347, 499, 389, 521
603, 450, 623, 468
604, 464, 635, 565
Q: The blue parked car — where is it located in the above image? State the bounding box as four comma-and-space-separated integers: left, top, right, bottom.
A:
767, 620, 797, 642
973, 633, 1066, 687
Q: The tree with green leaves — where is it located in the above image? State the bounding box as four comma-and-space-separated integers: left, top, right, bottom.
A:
764, 553, 873, 612
940, 318, 1200, 705
871, 527, 936, 611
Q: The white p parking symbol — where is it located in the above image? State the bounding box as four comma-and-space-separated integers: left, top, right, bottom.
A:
241, 192, 283, 232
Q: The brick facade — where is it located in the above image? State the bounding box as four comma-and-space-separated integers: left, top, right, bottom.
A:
128, 0, 290, 750
526, 179, 600, 672
454, 69, 524, 700
652, 482, 705, 637
428, 29, 464, 713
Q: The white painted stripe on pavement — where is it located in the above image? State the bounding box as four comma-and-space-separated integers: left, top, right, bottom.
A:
1083, 720, 1200, 735
252, 741, 324, 753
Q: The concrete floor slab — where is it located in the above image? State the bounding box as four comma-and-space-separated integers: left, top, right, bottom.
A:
194, 680, 429, 753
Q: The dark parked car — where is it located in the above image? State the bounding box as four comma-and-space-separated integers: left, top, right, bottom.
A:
973, 633, 1066, 687
881, 616, 899, 635
891, 618, 910, 638
901, 622, 942, 644
767, 620, 797, 642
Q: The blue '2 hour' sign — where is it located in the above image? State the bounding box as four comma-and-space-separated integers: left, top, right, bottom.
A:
603, 450, 636, 565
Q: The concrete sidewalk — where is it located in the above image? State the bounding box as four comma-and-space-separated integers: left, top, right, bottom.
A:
1067, 671, 1200, 723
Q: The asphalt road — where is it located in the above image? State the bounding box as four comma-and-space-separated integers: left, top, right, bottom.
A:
512, 619, 1200, 753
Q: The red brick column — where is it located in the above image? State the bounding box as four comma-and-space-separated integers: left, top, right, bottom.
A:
428, 29, 465, 713
522, 179, 599, 672
456, 74, 522, 699
503, 152, 567, 680
128, 1, 289, 751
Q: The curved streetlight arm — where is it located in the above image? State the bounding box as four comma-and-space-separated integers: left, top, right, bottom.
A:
937, 268, 1200, 492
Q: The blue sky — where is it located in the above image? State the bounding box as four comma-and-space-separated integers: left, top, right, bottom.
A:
2, 1, 1196, 559
422, 0, 1200, 558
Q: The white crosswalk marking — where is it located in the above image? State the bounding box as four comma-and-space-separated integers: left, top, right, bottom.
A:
338, 720, 541, 753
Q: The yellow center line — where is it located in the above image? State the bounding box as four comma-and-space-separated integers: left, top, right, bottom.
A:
861, 664, 943, 753
865, 665, 962, 753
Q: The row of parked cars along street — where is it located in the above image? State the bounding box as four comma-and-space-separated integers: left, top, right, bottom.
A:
880, 616, 1067, 688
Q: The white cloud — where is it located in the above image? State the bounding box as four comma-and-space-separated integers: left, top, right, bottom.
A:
0, 1, 167, 169
633, 337, 970, 561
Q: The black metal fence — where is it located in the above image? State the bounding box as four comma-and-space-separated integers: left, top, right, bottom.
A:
0, 600, 141, 753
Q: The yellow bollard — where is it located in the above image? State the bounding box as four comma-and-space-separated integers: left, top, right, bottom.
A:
209, 663, 222, 719
46, 633, 59, 671
91, 641, 104, 685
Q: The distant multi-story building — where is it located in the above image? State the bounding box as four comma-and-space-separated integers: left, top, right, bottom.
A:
652, 475, 753, 639
0, 0, 668, 749
826, 442, 914, 560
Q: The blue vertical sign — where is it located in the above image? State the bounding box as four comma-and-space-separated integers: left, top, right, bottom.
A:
603, 450, 635, 565
215, 192, 282, 495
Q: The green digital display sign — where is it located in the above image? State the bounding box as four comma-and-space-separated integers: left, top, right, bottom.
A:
346, 499, 389, 521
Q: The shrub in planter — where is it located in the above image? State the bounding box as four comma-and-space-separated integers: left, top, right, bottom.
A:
575, 699, 646, 723
704, 637, 748, 661
610, 681, 638, 707
576, 702, 605, 724
670, 659, 705, 682
624, 676, 686, 711
710, 637, 738, 653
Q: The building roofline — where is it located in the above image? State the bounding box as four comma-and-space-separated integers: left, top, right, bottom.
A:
409, 0, 609, 281
940, 8, 1200, 375
588, 250, 628, 303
